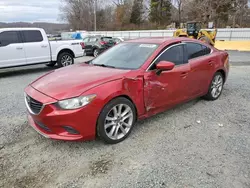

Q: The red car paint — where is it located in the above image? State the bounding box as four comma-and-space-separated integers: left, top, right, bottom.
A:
25, 37, 229, 141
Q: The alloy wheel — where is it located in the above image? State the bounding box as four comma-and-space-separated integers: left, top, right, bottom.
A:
104, 104, 133, 140
94, 49, 98, 57
211, 74, 223, 98
61, 55, 73, 66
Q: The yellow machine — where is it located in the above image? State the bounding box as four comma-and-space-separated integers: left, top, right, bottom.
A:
173, 21, 217, 46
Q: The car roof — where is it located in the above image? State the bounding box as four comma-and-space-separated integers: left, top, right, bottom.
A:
0, 28, 42, 32
125, 37, 210, 45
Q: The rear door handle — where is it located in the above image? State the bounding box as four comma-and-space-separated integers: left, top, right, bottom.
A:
41, 45, 48, 48
208, 61, 213, 66
16, 47, 23, 50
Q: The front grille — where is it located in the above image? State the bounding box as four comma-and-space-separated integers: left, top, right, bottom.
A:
26, 95, 43, 114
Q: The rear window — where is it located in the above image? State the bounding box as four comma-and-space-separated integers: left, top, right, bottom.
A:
101, 37, 113, 42
22, 30, 43, 43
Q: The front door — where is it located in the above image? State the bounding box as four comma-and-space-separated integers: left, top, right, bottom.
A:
144, 44, 191, 111
0, 31, 26, 68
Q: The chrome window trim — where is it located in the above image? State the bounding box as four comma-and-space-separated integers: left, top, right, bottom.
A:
146, 41, 213, 71
146, 43, 184, 71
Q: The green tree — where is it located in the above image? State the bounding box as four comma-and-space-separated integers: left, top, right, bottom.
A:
150, 0, 172, 26
130, 0, 144, 25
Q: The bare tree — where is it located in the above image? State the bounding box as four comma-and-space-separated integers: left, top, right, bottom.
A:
172, 0, 183, 24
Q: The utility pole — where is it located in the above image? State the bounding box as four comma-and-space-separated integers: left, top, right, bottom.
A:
94, 0, 97, 31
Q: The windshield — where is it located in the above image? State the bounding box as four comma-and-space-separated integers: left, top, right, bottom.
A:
91, 43, 159, 69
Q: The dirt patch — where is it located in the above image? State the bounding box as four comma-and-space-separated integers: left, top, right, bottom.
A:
89, 158, 112, 176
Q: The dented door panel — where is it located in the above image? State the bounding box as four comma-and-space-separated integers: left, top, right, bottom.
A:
143, 64, 191, 112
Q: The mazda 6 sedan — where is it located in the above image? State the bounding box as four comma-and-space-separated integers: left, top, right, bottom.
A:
24, 37, 229, 144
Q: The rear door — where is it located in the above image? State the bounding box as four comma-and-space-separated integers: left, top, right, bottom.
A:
0, 31, 26, 67
21, 30, 50, 64
185, 42, 215, 97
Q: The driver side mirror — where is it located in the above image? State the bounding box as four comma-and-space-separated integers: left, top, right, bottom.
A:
156, 61, 175, 70
155, 61, 175, 75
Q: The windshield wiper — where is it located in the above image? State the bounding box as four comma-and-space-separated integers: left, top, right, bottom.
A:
93, 64, 116, 68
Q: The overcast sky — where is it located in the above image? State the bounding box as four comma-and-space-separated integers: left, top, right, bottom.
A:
0, 0, 250, 23
0, 0, 61, 23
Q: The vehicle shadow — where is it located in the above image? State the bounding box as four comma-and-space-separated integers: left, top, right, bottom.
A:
0, 66, 57, 78
46, 98, 203, 150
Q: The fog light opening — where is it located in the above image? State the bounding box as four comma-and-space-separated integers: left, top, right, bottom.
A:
63, 126, 80, 135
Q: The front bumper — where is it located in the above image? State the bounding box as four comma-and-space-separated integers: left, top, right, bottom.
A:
25, 86, 98, 141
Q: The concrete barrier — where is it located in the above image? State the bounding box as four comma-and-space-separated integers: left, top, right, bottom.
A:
215, 41, 250, 51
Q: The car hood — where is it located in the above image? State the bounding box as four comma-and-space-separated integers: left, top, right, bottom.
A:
31, 64, 130, 100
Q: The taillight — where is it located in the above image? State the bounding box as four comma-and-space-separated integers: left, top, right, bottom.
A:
80, 42, 85, 49
100, 41, 107, 45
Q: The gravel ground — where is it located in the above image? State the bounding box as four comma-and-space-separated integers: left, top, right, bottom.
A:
0, 54, 250, 188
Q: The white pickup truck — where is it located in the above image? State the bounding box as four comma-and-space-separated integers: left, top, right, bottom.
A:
0, 28, 84, 68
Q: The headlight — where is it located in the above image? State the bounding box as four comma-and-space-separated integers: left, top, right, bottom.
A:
57, 94, 96, 110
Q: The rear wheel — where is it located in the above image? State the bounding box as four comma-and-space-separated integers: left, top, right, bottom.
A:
97, 97, 136, 144
203, 72, 224, 101
57, 52, 74, 67
93, 49, 99, 57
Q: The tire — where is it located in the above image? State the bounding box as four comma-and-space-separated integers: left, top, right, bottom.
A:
203, 72, 224, 101
97, 97, 137, 144
57, 52, 74, 67
46, 62, 56, 67
199, 36, 211, 45
93, 48, 99, 57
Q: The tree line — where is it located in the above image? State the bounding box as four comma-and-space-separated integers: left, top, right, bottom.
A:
60, 0, 250, 31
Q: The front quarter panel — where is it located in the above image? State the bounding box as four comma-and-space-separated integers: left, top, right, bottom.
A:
82, 76, 146, 119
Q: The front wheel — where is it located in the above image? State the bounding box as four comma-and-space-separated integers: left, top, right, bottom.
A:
203, 72, 224, 101
97, 97, 136, 144
57, 52, 74, 67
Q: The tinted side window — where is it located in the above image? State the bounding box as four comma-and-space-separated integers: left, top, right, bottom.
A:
155, 45, 184, 66
0, 31, 20, 46
22, 30, 43, 43
186, 43, 204, 59
201, 45, 211, 55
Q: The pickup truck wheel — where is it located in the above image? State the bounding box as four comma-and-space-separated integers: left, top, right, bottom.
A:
57, 52, 74, 67
97, 97, 136, 144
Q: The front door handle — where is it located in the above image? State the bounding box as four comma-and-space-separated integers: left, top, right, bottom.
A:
181, 72, 188, 78
16, 47, 23, 50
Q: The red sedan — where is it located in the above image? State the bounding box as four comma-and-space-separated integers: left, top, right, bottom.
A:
25, 37, 229, 144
